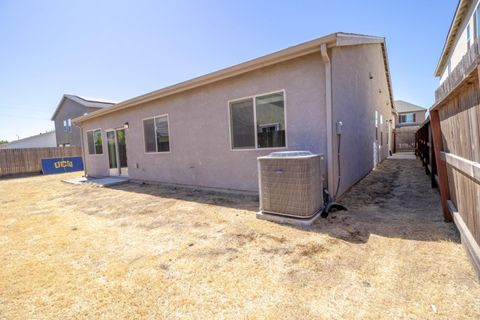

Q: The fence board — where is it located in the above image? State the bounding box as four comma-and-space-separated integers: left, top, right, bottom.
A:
0, 147, 82, 177
434, 73, 480, 253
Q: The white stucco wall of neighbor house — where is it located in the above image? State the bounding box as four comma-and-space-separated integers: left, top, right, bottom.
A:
440, 0, 480, 84
81, 52, 328, 192
331, 44, 393, 196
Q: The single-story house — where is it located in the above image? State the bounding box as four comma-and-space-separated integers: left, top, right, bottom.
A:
51, 95, 116, 147
74, 32, 395, 196
0, 130, 56, 149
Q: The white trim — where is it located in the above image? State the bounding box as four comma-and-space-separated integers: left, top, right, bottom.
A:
141, 114, 172, 154
105, 129, 120, 176
227, 89, 288, 151
85, 128, 104, 155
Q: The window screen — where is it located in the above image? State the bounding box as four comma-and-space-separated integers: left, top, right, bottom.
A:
143, 118, 156, 152
230, 99, 255, 149
155, 116, 170, 152
94, 130, 103, 154
87, 131, 95, 154
87, 129, 102, 154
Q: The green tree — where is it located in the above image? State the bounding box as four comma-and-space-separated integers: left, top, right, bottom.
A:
0, 140, 8, 145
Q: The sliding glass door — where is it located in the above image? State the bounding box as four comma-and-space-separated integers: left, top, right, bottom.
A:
106, 129, 128, 177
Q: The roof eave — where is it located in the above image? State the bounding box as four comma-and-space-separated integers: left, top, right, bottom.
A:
74, 32, 390, 124
435, 0, 471, 77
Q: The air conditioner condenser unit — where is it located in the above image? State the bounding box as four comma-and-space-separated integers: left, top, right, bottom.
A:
257, 151, 324, 226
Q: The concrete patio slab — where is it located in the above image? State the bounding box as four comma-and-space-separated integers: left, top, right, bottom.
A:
62, 176, 129, 187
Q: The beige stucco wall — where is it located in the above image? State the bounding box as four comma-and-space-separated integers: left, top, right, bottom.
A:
331, 44, 394, 195
81, 53, 328, 192
80, 43, 393, 194
439, 0, 480, 83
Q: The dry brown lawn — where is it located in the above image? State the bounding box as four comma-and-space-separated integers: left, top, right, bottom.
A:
1, 159, 479, 319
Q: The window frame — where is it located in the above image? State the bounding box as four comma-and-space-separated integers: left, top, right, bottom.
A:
467, 22, 472, 48
142, 114, 171, 154
476, 7, 480, 39
228, 89, 288, 151
86, 128, 104, 156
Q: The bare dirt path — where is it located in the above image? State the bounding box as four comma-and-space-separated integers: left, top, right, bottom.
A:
0, 158, 479, 319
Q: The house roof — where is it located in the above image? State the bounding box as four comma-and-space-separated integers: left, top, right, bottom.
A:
0, 130, 56, 149
435, 0, 472, 77
394, 100, 426, 113
51, 94, 117, 120
75, 32, 394, 124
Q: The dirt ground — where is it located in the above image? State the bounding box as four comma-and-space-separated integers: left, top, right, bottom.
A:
1, 158, 479, 319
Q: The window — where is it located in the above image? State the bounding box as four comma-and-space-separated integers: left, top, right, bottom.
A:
476, 8, 480, 39
86, 129, 103, 155
143, 115, 170, 153
399, 113, 416, 123
229, 91, 286, 149
467, 23, 472, 48
64, 119, 72, 132
380, 115, 383, 145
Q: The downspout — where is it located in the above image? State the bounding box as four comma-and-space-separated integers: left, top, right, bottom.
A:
321, 43, 334, 195
79, 124, 87, 177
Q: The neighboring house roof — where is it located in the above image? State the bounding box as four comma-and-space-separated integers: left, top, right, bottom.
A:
0, 130, 56, 149
75, 32, 395, 124
51, 94, 117, 120
435, 0, 471, 77
394, 100, 426, 113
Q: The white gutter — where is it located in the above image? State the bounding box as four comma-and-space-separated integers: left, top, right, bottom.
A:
320, 43, 334, 195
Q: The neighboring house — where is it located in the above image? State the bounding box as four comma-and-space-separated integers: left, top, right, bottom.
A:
51, 95, 116, 147
436, 0, 480, 91
432, 0, 480, 277
0, 130, 56, 149
74, 32, 395, 197
394, 100, 426, 128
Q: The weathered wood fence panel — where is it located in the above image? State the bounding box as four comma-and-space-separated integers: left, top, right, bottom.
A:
0, 147, 82, 177
423, 76, 480, 278
394, 127, 417, 152
415, 119, 437, 188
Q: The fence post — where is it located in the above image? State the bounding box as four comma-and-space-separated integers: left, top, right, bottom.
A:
430, 110, 452, 222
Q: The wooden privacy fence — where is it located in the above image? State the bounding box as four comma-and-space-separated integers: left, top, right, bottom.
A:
415, 119, 437, 188
422, 70, 480, 278
394, 127, 417, 152
0, 147, 82, 177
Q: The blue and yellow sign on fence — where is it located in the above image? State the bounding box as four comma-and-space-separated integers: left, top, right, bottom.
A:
41, 157, 84, 175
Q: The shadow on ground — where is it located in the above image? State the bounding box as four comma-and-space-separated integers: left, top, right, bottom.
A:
108, 182, 259, 212
106, 157, 459, 244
